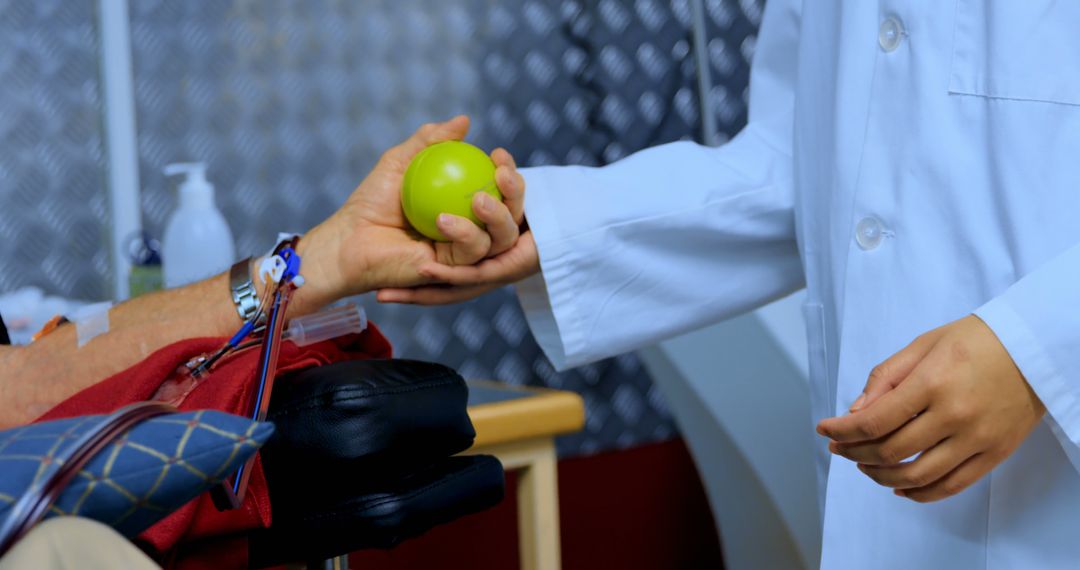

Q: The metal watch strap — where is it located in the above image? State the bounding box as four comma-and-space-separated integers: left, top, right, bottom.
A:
229, 257, 259, 323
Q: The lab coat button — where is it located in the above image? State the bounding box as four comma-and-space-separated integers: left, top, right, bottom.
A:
855, 217, 885, 250
878, 17, 905, 52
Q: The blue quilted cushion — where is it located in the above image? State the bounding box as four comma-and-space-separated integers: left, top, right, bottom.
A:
0, 410, 273, 537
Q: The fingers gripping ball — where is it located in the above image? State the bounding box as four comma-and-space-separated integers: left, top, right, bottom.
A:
402, 141, 502, 241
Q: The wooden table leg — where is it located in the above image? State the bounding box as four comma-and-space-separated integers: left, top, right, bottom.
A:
468, 438, 562, 570
516, 439, 560, 570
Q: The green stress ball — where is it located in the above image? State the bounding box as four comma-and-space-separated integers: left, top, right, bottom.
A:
401, 140, 501, 241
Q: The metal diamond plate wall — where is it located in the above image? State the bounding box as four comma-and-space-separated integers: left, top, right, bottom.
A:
0, 1, 109, 300
130, 0, 492, 258
701, 0, 763, 143
126, 0, 762, 458
476, 0, 702, 167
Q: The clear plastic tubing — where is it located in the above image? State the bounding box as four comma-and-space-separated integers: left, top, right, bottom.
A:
283, 303, 367, 346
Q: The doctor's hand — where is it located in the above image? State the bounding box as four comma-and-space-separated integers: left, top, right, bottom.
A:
374, 229, 539, 305
816, 315, 1046, 503
296, 116, 525, 310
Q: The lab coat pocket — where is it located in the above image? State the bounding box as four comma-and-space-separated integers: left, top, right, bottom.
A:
950, 0, 1080, 106
802, 302, 832, 418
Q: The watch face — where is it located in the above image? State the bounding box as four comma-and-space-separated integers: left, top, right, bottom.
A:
229, 257, 252, 287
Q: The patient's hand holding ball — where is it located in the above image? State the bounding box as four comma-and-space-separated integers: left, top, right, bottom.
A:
401, 141, 502, 241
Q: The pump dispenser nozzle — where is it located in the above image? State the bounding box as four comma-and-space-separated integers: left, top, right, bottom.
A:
164, 162, 215, 210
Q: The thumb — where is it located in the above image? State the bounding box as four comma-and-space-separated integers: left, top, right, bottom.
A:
852, 330, 941, 412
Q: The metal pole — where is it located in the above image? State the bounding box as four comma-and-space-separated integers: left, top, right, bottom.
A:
689, 0, 719, 146
98, 0, 142, 300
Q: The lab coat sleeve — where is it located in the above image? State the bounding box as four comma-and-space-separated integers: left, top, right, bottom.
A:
515, 0, 803, 371
975, 242, 1080, 472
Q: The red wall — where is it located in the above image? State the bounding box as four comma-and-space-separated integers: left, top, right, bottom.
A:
351, 438, 724, 569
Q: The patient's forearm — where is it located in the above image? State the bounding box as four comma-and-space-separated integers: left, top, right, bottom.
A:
3, 276, 327, 427
0, 273, 241, 428
0, 233, 338, 428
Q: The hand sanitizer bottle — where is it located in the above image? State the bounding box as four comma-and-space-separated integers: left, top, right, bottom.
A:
161, 163, 236, 288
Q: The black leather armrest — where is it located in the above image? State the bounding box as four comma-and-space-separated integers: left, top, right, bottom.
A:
265, 359, 476, 477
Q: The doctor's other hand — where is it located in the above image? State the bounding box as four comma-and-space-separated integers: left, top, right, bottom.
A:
374, 230, 539, 305
296, 116, 525, 309
816, 315, 1045, 503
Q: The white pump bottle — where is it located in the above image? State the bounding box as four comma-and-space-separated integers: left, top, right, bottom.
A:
161, 163, 236, 288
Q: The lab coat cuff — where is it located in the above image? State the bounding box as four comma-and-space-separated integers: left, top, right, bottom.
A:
516, 274, 570, 369
975, 297, 1080, 470
514, 167, 593, 371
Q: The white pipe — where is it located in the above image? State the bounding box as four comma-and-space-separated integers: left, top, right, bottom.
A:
98, 0, 141, 300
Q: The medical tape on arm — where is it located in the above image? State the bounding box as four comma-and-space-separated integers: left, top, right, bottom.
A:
71, 302, 113, 348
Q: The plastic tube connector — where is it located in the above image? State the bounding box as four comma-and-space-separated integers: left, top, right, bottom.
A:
284, 303, 367, 346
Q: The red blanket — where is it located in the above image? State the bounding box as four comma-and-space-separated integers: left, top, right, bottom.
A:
36, 326, 392, 567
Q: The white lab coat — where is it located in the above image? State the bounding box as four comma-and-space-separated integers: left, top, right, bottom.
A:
516, 1, 1080, 568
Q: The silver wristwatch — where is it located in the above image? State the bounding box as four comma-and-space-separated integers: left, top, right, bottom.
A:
229, 256, 260, 323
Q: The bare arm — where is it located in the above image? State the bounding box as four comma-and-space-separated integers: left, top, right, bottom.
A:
0, 272, 243, 427
0, 227, 351, 429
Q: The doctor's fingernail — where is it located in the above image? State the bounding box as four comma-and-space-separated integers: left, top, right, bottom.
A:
850, 393, 867, 412
438, 214, 456, 228
894, 489, 906, 498
477, 194, 494, 212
